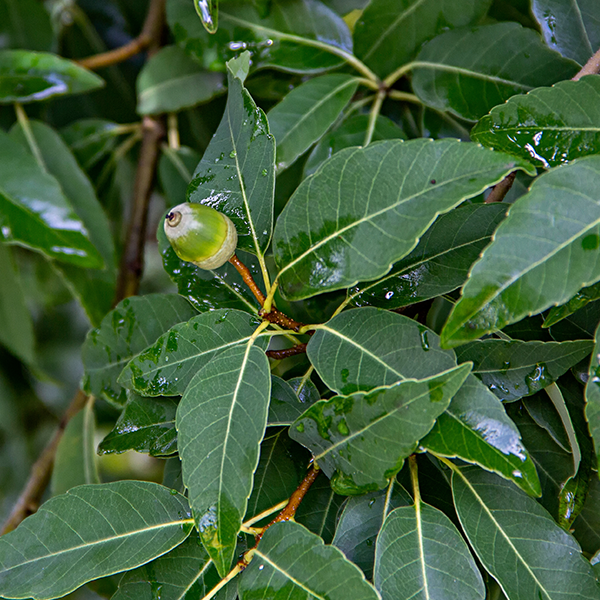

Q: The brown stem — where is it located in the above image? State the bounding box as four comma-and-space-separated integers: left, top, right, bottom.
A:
266, 343, 307, 360
485, 171, 516, 204
573, 46, 600, 81
77, 0, 166, 70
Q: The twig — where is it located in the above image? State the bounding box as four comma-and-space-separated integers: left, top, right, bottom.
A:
485, 172, 516, 204
77, 0, 166, 70
1, 391, 88, 534
363, 88, 385, 147
266, 343, 307, 360
573, 46, 600, 81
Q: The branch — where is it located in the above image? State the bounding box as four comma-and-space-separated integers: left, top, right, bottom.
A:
266, 343, 307, 360
485, 171, 516, 204
573, 46, 600, 81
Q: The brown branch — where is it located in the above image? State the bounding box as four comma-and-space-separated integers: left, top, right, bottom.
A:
266, 343, 307, 360
485, 171, 516, 204
77, 0, 166, 70
573, 46, 600, 81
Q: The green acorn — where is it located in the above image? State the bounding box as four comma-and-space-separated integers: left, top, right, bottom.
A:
164, 202, 238, 270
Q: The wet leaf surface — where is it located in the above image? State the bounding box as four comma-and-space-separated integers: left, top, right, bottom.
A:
269, 375, 319, 425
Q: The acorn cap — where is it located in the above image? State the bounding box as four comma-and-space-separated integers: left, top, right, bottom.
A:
164, 203, 238, 270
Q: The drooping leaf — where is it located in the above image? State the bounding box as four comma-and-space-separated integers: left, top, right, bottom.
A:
269, 375, 319, 425
0, 129, 104, 269
412, 23, 580, 121
112, 532, 220, 600
472, 76, 600, 169
421, 374, 541, 496
273, 138, 535, 301
441, 156, 600, 346
532, 0, 600, 65
177, 343, 271, 576
290, 364, 471, 491
118, 308, 265, 397
333, 479, 412, 579
98, 393, 178, 457
307, 307, 456, 395
374, 501, 485, 600
137, 46, 224, 115
268, 73, 359, 170
82, 294, 197, 407
0, 482, 193, 600
545, 281, 600, 328
0, 50, 103, 103
348, 203, 507, 310
239, 521, 379, 600
187, 52, 275, 257
0, 0, 53, 52
454, 339, 593, 402
452, 466, 600, 600
353, 0, 492, 79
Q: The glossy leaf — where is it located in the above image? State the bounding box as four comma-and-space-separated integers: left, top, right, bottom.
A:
119, 308, 265, 397
545, 281, 600, 328
0, 0, 53, 52
98, 393, 179, 457
273, 138, 535, 301
454, 339, 593, 402
353, 0, 492, 79
0, 482, 193, 600
550, 300, 600, 342
268, 74, 359, 170
573, 475, 600, 555
412, 23, 580, 121
472, 76, 600, 169
421, 374, 541, 496
307, 307, 457, 395
239, 521, 379, 600
187, 53, 275, 257
177, 343, 271, 576
0, 129, 104, 269
0, 50, 103, 103
452, 466, 600, 600
374, 502, 485, 600
51, 397, 99, 496
290, 364, 471, 491
532, 0, 600, 65
137, 46, 224, 115
348, 203, 507, 310
442, 156, 600, 346
523, 393, 571, 452
112, 532, 220, 600
585, 321, 600, 470
269, 375, 319, 425
82, 294, 197, 407
0, 242, 34, 364
333, 479, 412, 579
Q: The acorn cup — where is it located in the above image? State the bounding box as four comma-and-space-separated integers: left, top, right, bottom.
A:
164, 202, 238, 270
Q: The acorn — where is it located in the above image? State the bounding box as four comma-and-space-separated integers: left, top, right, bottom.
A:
164, 203, 238, 270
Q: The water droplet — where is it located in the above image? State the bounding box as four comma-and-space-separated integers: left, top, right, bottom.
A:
296, 422, 305, 433
385, 291, 394, 300
366, 539, 373, 546
261, 169, 268, 176
337, 419, 350, 436
258, 564, 264, 570
418, 327, 430, 351
229, 150, 237, 158
194, 0, 217, 33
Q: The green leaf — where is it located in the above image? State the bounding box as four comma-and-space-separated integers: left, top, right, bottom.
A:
442, 156, 600, 346
545, 281, 600, 328
532, 0, 600, 65
353, 0, 492, 79
421, 374, 541, 496
118, 308, 265, 397
112, 532, 221, 600
374, 501, 485, 600
10, 120, 117, 325
239, 521, 379, 600
187, 53, 275, 257
452, 466, 600, 600
268, 74, 359, 171
573, 475, 600, 555
0, 0, 53, 52
523, 393, 571, 452
454, 339, 593, 402
585, 321, 600, 470
82, 294, 197, 407
0, 242, 35, 365
0, 50, 103, 103
159, 145, 201, 206
51, 397, 99, 495
0, 482, 193, 600
290, 364, 471, 490
137, 46, 224, 115
273, 138, 535, 301
304, 114, 405, 178
98, 393, 178, 457
412, 23, 580, 121
176, 343, 271, 576
472, 76, 600, 170
333, 479, 412, 579
550, 300, 600, 342
348, 204, 507, 310
307, 307, 457, 395
269, 375, 318, 425
0, 129, 104, 269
